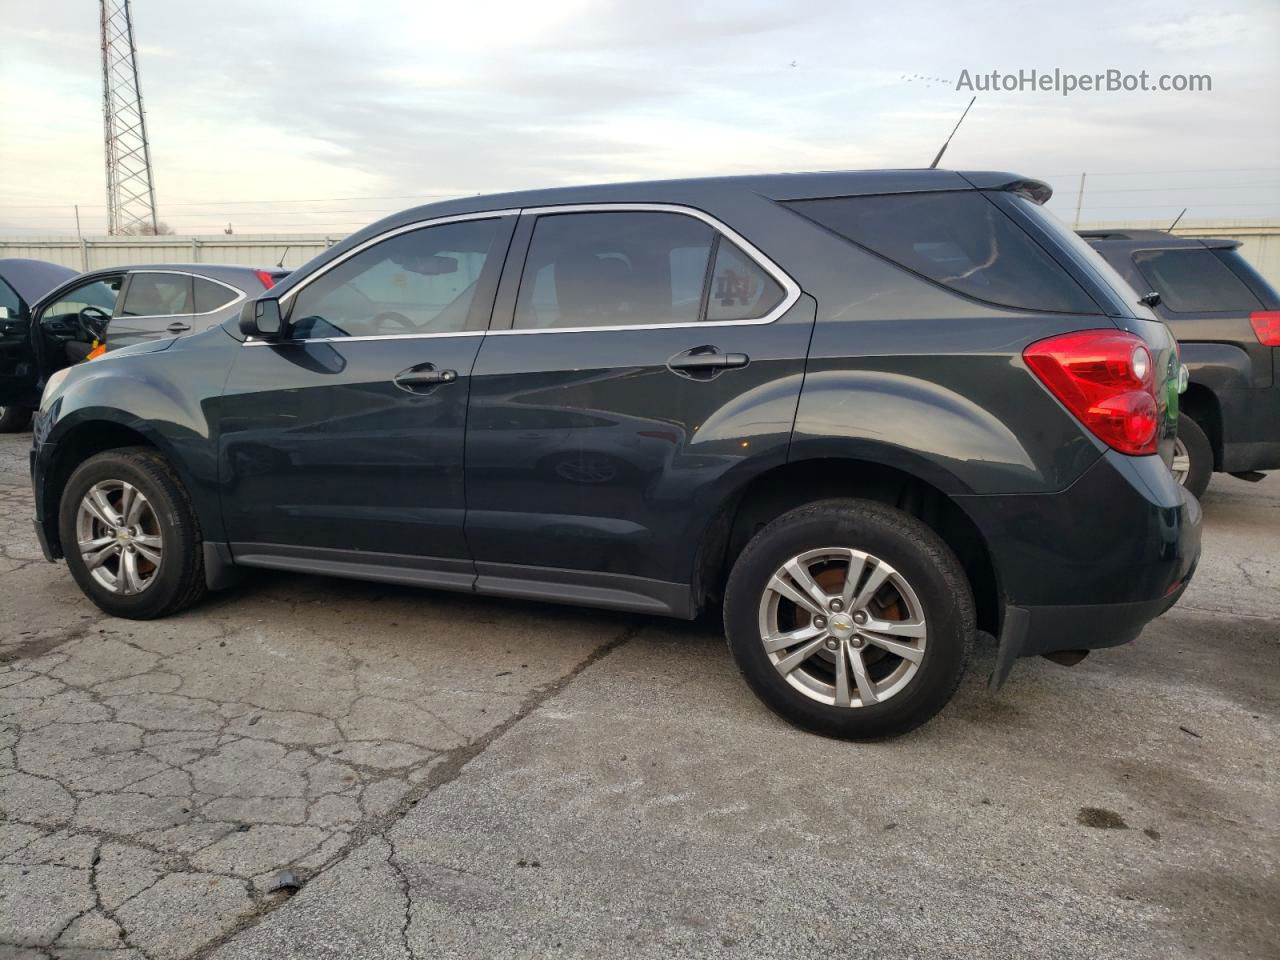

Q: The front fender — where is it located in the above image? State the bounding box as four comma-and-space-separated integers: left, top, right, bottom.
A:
36, 347, 231, 545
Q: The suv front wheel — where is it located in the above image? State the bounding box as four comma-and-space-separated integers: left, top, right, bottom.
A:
59, 447, 207, 619
723, 499, 974, 740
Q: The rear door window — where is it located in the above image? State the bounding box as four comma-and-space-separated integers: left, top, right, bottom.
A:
121, 272, 194, 317
193, 276, 239, 313
1133, 249, 1264, 313
512, 210, 786, 330
785, 191, 1100, 314
515, 211, 716, 330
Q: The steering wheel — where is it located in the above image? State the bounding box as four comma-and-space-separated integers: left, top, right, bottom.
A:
77, 305, 112, 342
371, 311, 416, 334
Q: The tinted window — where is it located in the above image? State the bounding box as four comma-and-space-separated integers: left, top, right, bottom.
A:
1213, 249, 1280, 309
1133, 249, 1263, 313
786, 192, 1099, 314
706, 238, 784, 321
42, 277, 123, 319
0, 278, 19, 319
121, 273, 192, 317
514, 212, 715, 330
288, 218, 500, 339
193, 276, 238, 313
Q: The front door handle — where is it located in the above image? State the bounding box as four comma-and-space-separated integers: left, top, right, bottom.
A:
166, 321, 192, 334
667, 346, 749, 379
393, 363, 458, 393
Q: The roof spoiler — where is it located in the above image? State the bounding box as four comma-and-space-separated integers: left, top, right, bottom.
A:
956, 172, 1052, 205
1078, 229, 1243, 250
1000, 178, 1052, 205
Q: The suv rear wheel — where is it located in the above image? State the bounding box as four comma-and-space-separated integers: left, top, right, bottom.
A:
1172, 413, 1212, 500
59, 447, 207, 619
723, 499, 974, 740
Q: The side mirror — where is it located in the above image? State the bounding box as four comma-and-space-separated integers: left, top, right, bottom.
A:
239, 298, 284, 339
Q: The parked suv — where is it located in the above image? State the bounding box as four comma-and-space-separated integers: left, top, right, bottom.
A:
1082, 230, 1280, 498
0, 262, 289, 432
30, 171, 1200, 739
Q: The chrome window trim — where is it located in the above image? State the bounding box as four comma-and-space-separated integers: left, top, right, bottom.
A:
495, 202, 800, 335
244, 330, 486, 346
119, 269, 247, 321
245, 203, 800, 345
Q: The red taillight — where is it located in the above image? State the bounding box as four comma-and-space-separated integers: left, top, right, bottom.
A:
1024, 330, 1160, 456
1250, 310, 1280, 346
255, 269, 278, 290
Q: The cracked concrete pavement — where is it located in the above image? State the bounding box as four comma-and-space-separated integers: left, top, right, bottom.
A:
0, 433, 1276, 959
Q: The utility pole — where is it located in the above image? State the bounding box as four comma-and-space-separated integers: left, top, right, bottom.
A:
99, 0, 159, 235
74, 205, 88, 270
1073, 173, 1087, 228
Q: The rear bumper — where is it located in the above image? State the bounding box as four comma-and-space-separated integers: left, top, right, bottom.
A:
957, 450, 1201, 683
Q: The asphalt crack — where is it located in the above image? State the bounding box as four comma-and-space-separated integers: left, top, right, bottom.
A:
184, 619, 641, 959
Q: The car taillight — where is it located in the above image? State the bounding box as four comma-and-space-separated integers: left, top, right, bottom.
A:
1024, 330, 1159, 456
255, 270, 278, 290
1250, 310, 1280, 346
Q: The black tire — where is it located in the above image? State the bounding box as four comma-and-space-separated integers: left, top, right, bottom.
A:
59, 447, 207, 619
1174, 413, 1212, 501
723, 498, 974, 740
0, 405, 33, 433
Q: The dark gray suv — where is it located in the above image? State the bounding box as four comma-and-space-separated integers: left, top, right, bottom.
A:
1083, 229, 1280, 498
29, 170, 1201, 739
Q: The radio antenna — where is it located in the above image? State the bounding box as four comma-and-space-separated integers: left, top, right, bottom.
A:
929, 96, 976, 169
1168, 208, 1187, 232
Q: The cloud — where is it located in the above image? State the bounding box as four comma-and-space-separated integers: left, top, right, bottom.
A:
1, 0, 1277, 234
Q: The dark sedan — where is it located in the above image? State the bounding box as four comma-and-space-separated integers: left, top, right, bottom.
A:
0, 261, 289, 432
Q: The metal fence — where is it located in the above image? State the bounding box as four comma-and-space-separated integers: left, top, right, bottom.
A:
2, 220, 1279, 286
0, 234, 339, 271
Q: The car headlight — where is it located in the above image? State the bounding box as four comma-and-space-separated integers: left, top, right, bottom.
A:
39, 367, 71, 411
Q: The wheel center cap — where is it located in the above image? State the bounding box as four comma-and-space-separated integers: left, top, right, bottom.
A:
115, 529, 130, 543
828, 612, 856, 638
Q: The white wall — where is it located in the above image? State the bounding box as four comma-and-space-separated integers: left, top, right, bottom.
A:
0, 234, 338, 272
4, 220, 1279, 288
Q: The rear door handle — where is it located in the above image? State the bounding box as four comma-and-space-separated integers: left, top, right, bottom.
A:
667, 347, 749, 379
393, 364, 458, 392
166, 321, 192, 334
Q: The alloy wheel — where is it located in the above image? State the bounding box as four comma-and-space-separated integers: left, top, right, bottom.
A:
757, 548, 927, 708
1170, 437, 1191, 486
75, 479, 164, 594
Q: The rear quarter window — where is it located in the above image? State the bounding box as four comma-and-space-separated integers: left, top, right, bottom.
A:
193, 277, 239, 313
785, 191, 1100, 314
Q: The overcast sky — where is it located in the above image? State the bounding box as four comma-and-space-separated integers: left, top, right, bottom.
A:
2, 0, 1277, 235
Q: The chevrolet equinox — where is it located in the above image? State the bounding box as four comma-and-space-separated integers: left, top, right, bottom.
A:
29, 170, 1202, 739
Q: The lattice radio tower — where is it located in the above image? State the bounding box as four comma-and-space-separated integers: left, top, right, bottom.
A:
100, 0, 159, 235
